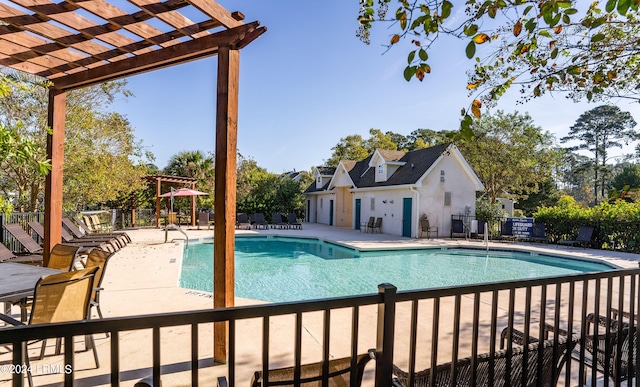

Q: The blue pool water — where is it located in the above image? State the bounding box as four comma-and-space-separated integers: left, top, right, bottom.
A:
179, 236, 615, 303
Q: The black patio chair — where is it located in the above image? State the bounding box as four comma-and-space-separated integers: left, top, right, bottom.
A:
253, 213, 268, 229
450, 218, 466, 238
530, 222, 549, 244
271, 213, 288, 229
287, 213, 302, 229
558, 225, 594, 248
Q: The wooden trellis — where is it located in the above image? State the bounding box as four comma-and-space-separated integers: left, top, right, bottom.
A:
0, 0, 265, 363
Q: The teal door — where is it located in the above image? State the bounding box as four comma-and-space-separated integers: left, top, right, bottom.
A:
402, 198, 412, 237
354, 199, 361, 230
329, 200, 334, 226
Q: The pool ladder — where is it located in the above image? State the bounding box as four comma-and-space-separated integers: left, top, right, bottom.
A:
484, 222, 489, 252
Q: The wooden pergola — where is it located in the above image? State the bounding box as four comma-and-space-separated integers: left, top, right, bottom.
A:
144, 175, 198, 227
0, 0, 265, 362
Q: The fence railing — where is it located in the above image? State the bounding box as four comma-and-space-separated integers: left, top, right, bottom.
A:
0, 210, 158, 251
1, 268, 638, 386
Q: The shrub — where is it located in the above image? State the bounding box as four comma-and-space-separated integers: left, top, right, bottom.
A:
533, 197, 640, 251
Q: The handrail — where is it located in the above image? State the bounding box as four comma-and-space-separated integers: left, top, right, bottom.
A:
164, 223, 189, 247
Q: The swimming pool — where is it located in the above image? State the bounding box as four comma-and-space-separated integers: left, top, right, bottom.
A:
179, 236, 615, 302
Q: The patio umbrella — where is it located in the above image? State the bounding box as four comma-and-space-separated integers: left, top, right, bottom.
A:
159, 188, 209, 214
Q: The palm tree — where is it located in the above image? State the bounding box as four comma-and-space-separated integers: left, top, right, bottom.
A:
163, 150, 215, 209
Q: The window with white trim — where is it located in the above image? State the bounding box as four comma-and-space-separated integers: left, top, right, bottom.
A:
370, 198, 375, 211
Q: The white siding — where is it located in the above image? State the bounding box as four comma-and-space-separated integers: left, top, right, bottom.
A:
417, 154, 477, 237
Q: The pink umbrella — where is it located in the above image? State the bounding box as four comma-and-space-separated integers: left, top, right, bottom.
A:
159, 188, 209, 197
159, 188, 209, 215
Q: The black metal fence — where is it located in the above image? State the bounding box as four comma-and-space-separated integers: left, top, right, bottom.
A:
0, 210, 159, 251
1, 268, 638, 386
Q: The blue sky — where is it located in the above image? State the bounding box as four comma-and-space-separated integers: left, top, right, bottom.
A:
110, 1, 640, 173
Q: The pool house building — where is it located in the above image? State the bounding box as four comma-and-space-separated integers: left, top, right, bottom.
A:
304, 143, 484, 238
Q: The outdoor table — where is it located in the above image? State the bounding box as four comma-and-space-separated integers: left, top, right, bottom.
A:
0, 262, 60, 321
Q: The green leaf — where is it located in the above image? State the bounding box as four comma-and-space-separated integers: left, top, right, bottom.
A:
591, 33, 606, 42
618, 0, 631, 15
466, 40, 476, 59
525, 19, 536, 32
419, 48, 428, 61
404, 66, 416, 81
464, 24, 479, 36
565, 8, 578, 15
539, 30, 552, 38
562, 14, 570, 24
408, 51, 416, 64
459, 115, 474, 140
523, 5, 533, 15
606, 0, 617, 12
441, 1, 453, 18
591, 17, 606, 29
551, 47, 559, 59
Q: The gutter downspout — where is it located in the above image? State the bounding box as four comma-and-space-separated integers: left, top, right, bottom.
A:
410, 186, 419, 239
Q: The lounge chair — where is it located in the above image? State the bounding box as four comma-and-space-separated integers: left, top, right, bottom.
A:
85, 214, 112, 233
237, 349, 374, 387
0, 243, 41, 265
236, 213, 251, 230
371, 217, 382, 233
28, 221, 119, 253
530, 222, 549, 244
253, 213, 268, 229
0, 243, 15, 262
287, 213, 302, 230
558, 225, 594, 248
197, 212, 211, 230
361, 216, 375, 233
0, 266, 99, 386
393, 335, 576, 387
3, 223, 44, 255
66, 217, 130, 245
271, 213, 288, 229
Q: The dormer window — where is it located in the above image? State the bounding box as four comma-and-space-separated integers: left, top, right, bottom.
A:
378, 165, 383, 174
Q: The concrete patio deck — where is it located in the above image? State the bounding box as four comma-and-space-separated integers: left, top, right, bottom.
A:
1, 223, 639, 386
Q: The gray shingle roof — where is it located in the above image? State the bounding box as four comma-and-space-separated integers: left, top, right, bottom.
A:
304, 143, 451, 193
351, 143, 450, 188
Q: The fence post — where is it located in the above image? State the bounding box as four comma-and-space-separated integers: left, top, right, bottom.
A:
376, 283, 396, 387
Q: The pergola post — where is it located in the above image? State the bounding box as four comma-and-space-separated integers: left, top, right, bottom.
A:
43, 88, 66, 266
155, 179, 161, 227
190, 182, 196, 226
213, 45, 239, 363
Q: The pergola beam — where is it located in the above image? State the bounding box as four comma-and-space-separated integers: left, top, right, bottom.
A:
51, 22, 262, 91
0, 0, 265, 363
